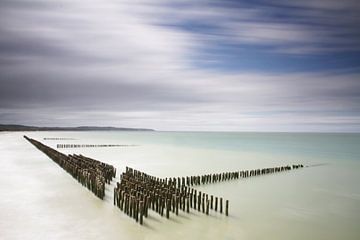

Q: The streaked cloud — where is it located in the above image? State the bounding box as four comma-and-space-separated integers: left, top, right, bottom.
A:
0, 0, 359, 131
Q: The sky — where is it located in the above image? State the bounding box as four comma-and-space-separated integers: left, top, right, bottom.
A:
0, 0, 360, 132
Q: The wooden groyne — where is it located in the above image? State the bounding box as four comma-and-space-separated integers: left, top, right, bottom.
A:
44, 138, 76, 140
23, 134, 307, 226
57, 144, 136, 149
168, 164, 304, 187
113, 167, 229, 225
24, 136, 116, 199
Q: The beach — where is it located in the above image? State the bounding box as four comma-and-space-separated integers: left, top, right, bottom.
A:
1, 131, 360, 240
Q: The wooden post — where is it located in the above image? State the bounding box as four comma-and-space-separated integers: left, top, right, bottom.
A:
140, 201, 144, 225
190, 193, 193, 208
135, 199, 139, 222
113, 188, 116, 205
166, 199, 170, 219
206, 200, 209, 215
215, 197, 218, 212
198, 193, 201, 211
186, 197, 190, 213
194, 190, 197, 208
176, 196, 179, 215
220, 197, 223, 214
225, 200, 229, 216
202, 196, 205, 213
161, 198, 165, 216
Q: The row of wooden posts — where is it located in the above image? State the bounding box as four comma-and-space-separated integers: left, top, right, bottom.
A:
56, 144, 136, 149
167, 164, 304, 187
25, 136, 305, 226
113, 167, 229, 225
44, 138, 76, 140
24, 136, 116, 199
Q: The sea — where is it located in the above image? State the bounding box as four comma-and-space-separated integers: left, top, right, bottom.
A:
1, 131, 359, 240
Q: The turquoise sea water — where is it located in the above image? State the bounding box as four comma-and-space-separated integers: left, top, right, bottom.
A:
96, 131, 360, 161
1, 131, 359, 240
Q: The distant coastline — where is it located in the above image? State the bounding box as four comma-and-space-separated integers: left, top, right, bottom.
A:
0, 124, 155, 132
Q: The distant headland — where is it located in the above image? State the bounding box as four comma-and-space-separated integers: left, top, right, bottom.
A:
0, 124, 155, 132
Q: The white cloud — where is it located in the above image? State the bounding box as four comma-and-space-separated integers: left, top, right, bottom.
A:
0, 0, 360, 131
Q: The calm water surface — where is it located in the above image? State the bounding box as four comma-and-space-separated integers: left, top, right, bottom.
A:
1, 131, 359, 240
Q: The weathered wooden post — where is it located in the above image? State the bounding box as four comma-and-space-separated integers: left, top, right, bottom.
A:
215, 197, 218, 212
176, 196, 179, 216
140, 201, 144, 225
166, 199, 170, 219
225, 200, 229, 216
220, 198, 223, 214
186, 197, 190, 213
113, 188, 116, 205
135, 199, 139, 222
194, 190, 197, 208
206, 200, 209, 215
202, 196, 205, 213
198, 192, 201, 211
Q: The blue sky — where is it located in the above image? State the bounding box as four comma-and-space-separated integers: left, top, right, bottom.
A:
167, 0, 360, 73
0, 0, 360, 131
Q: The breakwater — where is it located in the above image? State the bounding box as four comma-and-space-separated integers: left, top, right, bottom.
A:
56, 144, 137, 148
168, 164, 304, 187
24, 136, 116, 199
113, 167, 229, 225
24, 135, 305, 226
